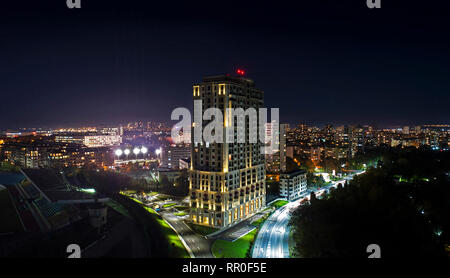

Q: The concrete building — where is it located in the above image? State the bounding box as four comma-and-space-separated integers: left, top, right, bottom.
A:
179, 158, 190, 170
286, 145, 294, 159
4, 142, 114, 169
160, 144, 190, 169
55, 133, 122, 148
264, 122, 288, 173
402, 126, 410, 135
189, 74, 266, 228
350, 126, 365, 157
280, 169, 307, 201
157, 167, 180, 183
280, 124, 288, 172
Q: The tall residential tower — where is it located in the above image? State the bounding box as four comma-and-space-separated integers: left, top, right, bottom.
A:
189, 74, 266, 228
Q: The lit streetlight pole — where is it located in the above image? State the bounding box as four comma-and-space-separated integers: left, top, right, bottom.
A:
124, 149, 130, 161
133, 147, 141, 160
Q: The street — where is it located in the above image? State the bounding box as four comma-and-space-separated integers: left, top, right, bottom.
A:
252, 171, 365, 258
159, 211, 213, 258
129, 171, 365, 259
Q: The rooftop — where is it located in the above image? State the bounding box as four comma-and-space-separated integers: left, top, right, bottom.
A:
201, 74, 255, 87
280, 169, 307, 177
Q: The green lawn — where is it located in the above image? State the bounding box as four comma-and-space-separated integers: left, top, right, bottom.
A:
270, 200, 288, 209
174, 205, 189, 211
212, 229, 258, 258
131, 197, 144, 204
251, 211, 272, 227
143, 206, 158, 215
154, 216, 190, 258
120, 192, 144, 205
156, 195, 170, 201
162, 202, 176, 208
130, 198, 190, 258
187, 223, 219, 236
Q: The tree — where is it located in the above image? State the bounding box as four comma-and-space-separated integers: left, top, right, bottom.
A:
159, 175, 171, 188
286, 157, 301, 172
307, 172, 326, 188
296, 158, 315, 172
266, 180, 280, 196
173, 169, 189, 196
321, 158, 340, 173
309, 192, 317, 203
290, 161, 446, 258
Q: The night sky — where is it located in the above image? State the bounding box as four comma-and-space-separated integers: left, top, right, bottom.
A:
1, 0, 449, 129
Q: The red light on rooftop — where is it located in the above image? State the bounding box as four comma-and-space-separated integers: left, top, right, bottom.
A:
236, 69, 245, 76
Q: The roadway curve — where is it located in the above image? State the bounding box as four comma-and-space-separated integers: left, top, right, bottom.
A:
252, 205, 291, 258
160, 211, 214, 258
252, 171, 365, 258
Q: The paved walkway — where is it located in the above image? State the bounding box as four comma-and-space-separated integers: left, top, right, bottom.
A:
160, 211, 214, 258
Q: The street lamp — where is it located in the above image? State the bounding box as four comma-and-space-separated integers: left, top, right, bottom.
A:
133, 147, 140, 159
115, 149, 123, 161
124, 149, 130, 160
141, 147, 148, 160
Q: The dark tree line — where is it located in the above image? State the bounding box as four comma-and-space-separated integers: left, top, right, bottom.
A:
290, 148, 449, 257
157, 169, 189, 197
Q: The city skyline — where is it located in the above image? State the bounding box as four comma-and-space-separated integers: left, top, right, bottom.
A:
3, 120, 449, 134
1, 0, 450, 264
1, 0, 449, 129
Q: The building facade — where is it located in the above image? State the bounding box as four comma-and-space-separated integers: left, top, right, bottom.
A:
265, 122, 288, 173
55, 133, 122, 148
280, 170, 307, 201
189, 75, 266, 228
160, 144, 191, 169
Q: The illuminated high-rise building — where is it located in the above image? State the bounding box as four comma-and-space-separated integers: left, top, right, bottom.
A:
265, 122, 288, 173
350, 126, 365, 157
189, 74, 266, 227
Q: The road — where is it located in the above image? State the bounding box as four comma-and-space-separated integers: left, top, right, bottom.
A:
129, 193, 213, 258
159, 211, 214, 258
159, 199, 268, 258
252, 205, 291, 258
252, 171, 365, 258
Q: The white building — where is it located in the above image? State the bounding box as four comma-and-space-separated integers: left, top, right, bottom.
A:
280, 170, 307, 201
161, 144, 191, 169
264, 122, 288, 173
55, 133, 122, 147
83, 135, 122, 147
157, 168, 180, 183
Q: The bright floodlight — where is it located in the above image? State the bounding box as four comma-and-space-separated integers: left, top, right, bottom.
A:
115, 149, 123, 156
124, 149, 130, 155
133, 148, 140, 155
141, 147, 148, 154
155, 148, 162, 155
